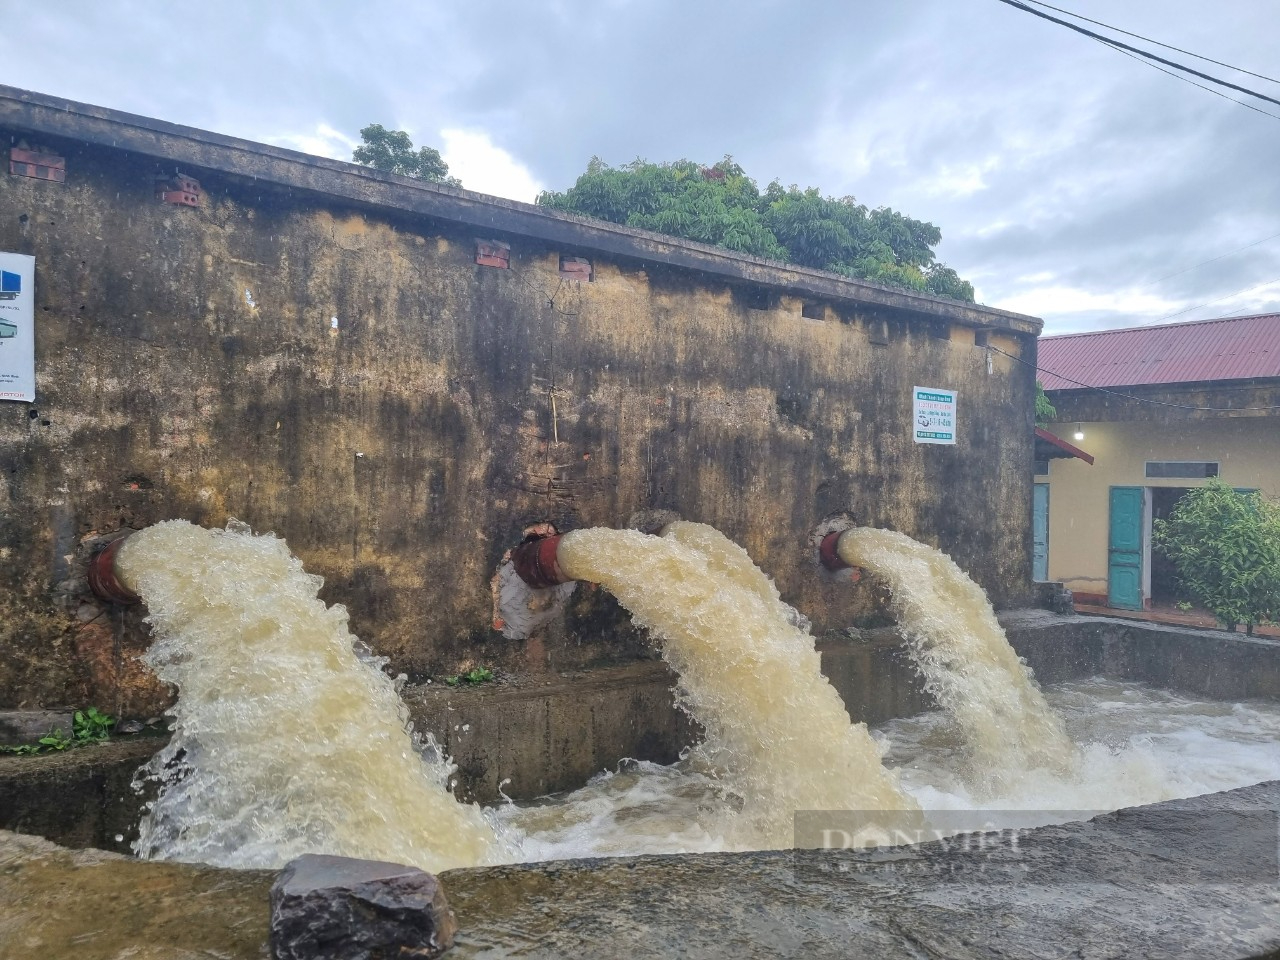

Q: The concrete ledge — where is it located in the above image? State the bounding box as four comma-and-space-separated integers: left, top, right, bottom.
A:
1000, 610, 1280, 700
404, 661, 699, 803
0, 737, 161, 853
439, 780, 1280, 959
5, 783, 1278, 958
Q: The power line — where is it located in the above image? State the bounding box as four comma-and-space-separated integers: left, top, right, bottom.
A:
990, 345, 1280, 412
1152, 276, 1280, 323
993, 0, 1280, 110
1136, 232, 1280, 291
1020, 0, 1280, 86
1099, 39, 1280, 123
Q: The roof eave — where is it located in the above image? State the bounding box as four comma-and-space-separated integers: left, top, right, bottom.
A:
1034, 427, 1095, 464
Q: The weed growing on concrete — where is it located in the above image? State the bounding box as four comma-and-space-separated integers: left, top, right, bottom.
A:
0, 707, 116, 755
444, 667, 495, 687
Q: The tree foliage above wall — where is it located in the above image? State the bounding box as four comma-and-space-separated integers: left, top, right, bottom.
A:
353, 124, 461, 186
537, 156, 974, 302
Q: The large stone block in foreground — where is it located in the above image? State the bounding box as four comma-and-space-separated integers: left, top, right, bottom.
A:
270, 854, 456, 960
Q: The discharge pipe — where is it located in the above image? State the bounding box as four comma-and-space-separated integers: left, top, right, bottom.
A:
87, 536, 141, 604
817, 530, 863, 583
509, 533, 572, 588
508, 512, 680, 589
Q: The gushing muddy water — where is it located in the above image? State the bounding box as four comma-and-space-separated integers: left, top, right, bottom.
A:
119, 520, 502, 873
837, 526, 1078, 794
115, 520, 1280, 870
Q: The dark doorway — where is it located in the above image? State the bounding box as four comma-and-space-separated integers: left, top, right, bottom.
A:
1150, 487, 1193, 604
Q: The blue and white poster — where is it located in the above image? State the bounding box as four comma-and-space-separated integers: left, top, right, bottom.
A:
0, 252, 35, 402
913, 386, 956, 444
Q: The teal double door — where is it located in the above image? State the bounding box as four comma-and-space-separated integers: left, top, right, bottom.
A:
1108, 486, 1145, 610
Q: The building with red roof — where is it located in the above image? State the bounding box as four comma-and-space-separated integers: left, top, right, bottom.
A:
1035, 312, 1280, 612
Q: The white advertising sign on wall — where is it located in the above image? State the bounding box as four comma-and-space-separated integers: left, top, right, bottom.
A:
0, 252, 35, 402
913, 386, 956, 445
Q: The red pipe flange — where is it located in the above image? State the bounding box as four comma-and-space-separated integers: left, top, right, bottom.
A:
510, 534, 571, 588
87, 538, 140, 604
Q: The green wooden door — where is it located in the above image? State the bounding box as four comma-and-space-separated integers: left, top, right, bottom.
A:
1108, 486, 1144, 610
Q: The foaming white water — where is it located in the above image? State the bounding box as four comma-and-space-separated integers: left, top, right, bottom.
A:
879, 677, 1280, 829
555, 525, 918, 850
495, 678, 1280, 857
121, 520, 501, 872
837, 527, 1078, 794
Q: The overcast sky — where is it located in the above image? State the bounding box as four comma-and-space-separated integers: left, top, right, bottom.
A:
4, 1, 1278, 335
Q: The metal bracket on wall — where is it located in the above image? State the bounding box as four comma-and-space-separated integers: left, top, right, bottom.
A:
155, 171, 201, 207
9, 147, 65, 182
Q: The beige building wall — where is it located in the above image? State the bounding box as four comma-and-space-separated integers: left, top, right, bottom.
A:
1038, 417, 1280, 602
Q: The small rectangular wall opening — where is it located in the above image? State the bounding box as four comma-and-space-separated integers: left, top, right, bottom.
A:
736, 285, 777, 312
558, 255, 592, 281
475, 239, 511, 269
801, 302, 824, 321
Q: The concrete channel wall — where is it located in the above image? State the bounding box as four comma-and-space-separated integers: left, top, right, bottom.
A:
0, 85, 1042, 716
5, 613, 1278, 852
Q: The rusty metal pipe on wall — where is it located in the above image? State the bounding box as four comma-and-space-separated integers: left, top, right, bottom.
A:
87, 537, 141, 604
510, 533, 572, 589
818, 530, 863, 583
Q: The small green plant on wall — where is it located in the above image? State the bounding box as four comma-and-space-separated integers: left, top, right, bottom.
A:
444, 666, 495, 687
74, 707, 115, 742
1154, 479, 1280, 635
0, 707, 116, 755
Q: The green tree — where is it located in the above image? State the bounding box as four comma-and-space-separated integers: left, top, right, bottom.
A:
1152, 478, 1280, 634
537, 156, 973, 302
353, 124, 461, 186
1035, 381, 1057, 427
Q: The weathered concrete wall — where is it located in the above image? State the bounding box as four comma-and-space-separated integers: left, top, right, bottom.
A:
0, 91, 1040, 714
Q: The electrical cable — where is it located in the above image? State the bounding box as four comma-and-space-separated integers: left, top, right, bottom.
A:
988, 344, 1280, 412
1098, 40, 1280, 122
993, 0, 1280, 110
1151, 276, 1280, 324
1019, 0, 1280, 86
1136, 232, 1280, 291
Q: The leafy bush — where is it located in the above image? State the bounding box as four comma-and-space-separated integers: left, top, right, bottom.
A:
1153, 479, 1280, 634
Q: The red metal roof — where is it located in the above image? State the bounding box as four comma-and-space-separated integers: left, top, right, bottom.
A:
1038, 313, 1280, 391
